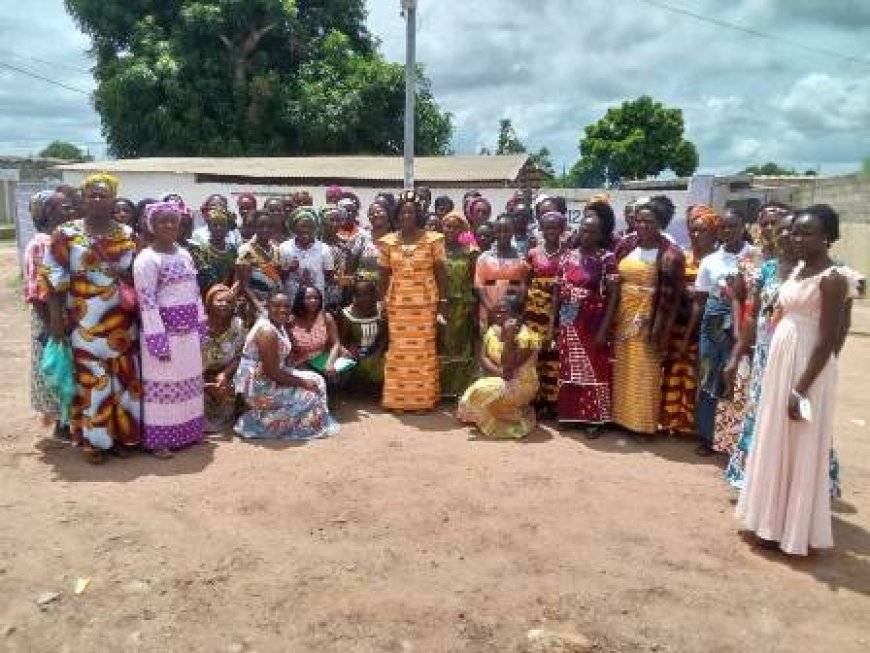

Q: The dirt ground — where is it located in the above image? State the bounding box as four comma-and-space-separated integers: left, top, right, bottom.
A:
0, 242, 868, 653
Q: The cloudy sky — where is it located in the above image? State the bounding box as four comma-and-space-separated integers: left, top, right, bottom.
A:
1, 0, 868, 175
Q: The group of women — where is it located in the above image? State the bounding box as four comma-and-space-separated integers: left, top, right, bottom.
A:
23, 175, 860, 557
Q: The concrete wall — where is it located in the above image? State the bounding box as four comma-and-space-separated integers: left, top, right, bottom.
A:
789, 174, 870, 276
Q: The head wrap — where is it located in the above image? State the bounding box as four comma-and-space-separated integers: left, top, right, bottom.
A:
590, 192, 611, 205
292, 190, 313, 207
237, 192, 257, 209
143, 201, 182, 234
442, 210, 470, 232
82, 173, 119, 198
337, 197, 357, 214
325, 185, 344, 202
323, 205, 348, 222
289, 207, 318, 233
205, 283, 233, 310
30, 190, 54, 231
534, 193, 552, 211
205, 206, 230, 228
689, 204, 719, 231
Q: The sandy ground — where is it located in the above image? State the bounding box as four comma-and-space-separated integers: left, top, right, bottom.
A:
0, 242, 868, 653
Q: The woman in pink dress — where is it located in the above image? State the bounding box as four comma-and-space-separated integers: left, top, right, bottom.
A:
736, 204, 851, 555
134, 202, 207, 458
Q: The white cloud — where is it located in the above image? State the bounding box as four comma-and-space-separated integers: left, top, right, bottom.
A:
0, 0, 866, 176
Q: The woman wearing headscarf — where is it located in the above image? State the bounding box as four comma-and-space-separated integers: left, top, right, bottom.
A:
188, 206, 239, 295
611, 200, 686, 436
42, 173, 142, 463
685, 208, 759, 455
25, 190, 76, 439
438, 211, 478, 398
660, 205, 718, 436
279, 208, 335, 304
201, 284, 246, 434
134, 202, 206, 458
193, 194, 241, 249
378, 190, 448, 412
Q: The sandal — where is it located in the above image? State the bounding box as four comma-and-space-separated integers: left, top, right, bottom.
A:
153, 449, 174, 460
584, 426, 601, 440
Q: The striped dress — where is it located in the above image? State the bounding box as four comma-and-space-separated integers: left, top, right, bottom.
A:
134, 247, 206, 451
378, 231, 445, 411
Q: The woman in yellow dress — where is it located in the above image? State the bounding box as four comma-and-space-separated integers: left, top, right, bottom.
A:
377, 190, 448, 411
611, 199, 686, 435
458, 296, 541, 439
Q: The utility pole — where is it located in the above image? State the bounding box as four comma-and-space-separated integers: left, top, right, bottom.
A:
401, 0, 417, 189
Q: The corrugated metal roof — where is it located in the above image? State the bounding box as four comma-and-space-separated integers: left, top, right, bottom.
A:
57, 155, 532, 184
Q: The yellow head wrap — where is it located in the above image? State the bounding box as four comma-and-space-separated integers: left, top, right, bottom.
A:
82, 172, 119, 198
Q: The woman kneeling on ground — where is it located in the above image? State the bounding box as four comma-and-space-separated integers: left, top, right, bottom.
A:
234, 293, 338, 440
457, 295, 541, 439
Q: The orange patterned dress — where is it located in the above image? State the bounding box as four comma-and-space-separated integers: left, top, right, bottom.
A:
378, 231, 446, 411
40, 220, 142, 450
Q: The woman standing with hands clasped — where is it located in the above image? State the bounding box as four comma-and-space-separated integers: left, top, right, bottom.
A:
377, 190, 448, 412
736, 205, 850, 556
134, 202, 207, 458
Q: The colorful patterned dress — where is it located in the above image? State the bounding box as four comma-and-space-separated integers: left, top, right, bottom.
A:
524, 246, 565, 410
612, 251, 661, 434
201, 316, 246, 433
660, 251, 700, 435
134, 247, 206, 451
473, 249, 530, 329
458, 325, 541, 438
556, 249, 617, 424
41, 220, 142, 450
378, 231, 445, 411
438, 245, 477, 398
237, 240, 284, 305
234, 317, 338, 440
340, 305, 386, 390
189, 241, 237, 295
712, 248, 763, 455
24, 232, 62, 422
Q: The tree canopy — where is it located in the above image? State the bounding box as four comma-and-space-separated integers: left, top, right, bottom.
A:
739, 162, 802, 176
64, 0, 453, 157
478, 118, 555, 181
566, 95, 698, 187
38, 141, 93, 162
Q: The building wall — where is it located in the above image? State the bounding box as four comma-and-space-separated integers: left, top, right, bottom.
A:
790, 174, 870, 276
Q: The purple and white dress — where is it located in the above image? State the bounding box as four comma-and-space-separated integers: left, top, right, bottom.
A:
134, 247, 207, 451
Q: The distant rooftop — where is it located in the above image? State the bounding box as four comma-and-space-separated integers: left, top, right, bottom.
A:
57, 155, 540, 187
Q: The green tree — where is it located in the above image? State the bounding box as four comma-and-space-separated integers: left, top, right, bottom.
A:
861, 157, 870, 176
496, 118, 526, 155
740, 162, 799, 176
566, 95, 698, 186
64, 0, 452, 157
38, 140, 92, 162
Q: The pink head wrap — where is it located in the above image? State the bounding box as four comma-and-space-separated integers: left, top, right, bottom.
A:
144, 201, 183, 234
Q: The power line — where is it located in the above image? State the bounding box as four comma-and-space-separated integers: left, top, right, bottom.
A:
0, 47, 91, 75
0, 59, 91, 95
635, 0, 870, 68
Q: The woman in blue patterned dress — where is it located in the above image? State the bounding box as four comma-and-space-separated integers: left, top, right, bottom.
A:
234, 293, 338, 440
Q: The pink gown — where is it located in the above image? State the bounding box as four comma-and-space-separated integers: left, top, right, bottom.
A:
736, 265, 841, 555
